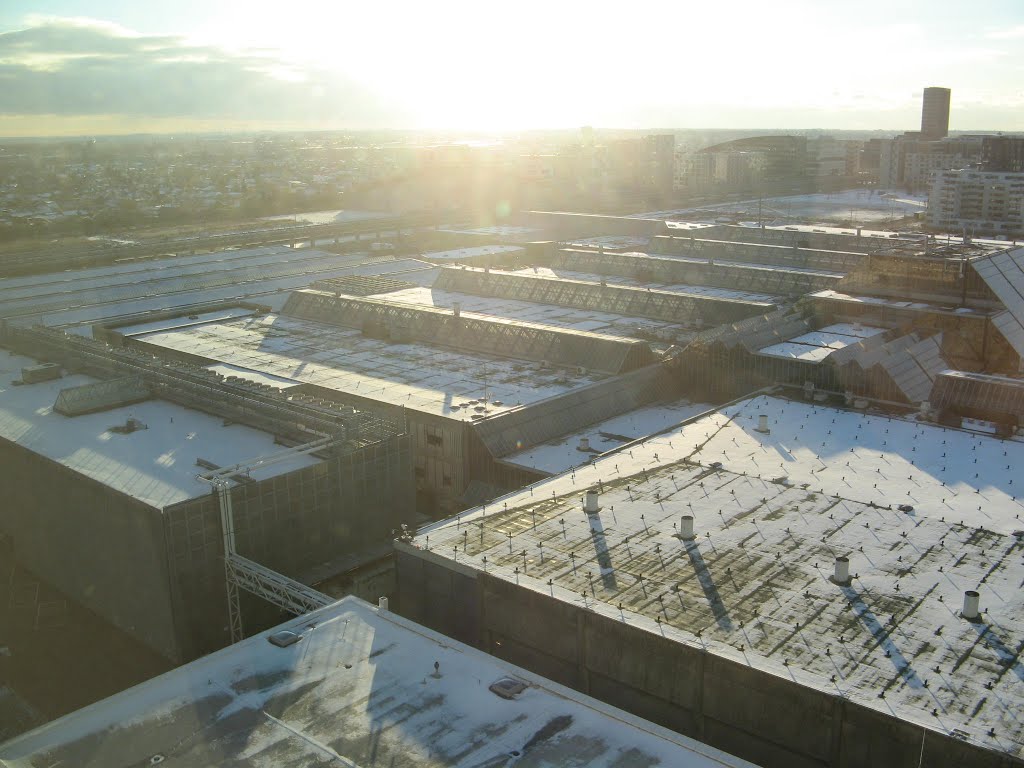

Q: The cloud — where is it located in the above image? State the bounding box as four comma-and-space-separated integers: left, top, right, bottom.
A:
986, 24, 1024, 40
0, 17, 401, 127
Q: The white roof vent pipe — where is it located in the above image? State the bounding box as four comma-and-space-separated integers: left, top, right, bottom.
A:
962, 590, 981, 621
755, 414, 770, 434
453, 301, 461, 318
584, 489, 601, 515
378, 596, 389, 613
578, 437, 590, 452
832, 556, 851, 586
680, 515, 695, 541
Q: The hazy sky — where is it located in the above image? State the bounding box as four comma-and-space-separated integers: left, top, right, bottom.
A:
1, 0, 1022, 136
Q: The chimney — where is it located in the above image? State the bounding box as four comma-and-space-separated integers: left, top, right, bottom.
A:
832, 556, 851, 586
680, 515, 695, 541
962, 590, 980, 621
584, 489, 600, 514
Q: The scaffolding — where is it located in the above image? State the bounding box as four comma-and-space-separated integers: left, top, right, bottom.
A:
200, 437, 338, 643
282, 289, 656, 374
930, 370, 1024, 422
839, 253, 994, 302
651, 234, 866, 272
1, 324, 404, 446
555, 249, 840, 295
686, 224, 911, 254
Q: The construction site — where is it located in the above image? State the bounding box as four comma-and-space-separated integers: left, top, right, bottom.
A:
1, 211, 1023, 765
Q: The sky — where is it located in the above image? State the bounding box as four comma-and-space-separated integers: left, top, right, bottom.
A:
0, 0, 1022, 136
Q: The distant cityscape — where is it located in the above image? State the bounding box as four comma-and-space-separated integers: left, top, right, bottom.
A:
2, 89, 1021, 249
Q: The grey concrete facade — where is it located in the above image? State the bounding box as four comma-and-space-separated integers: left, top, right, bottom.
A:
395, 547, 1023, 768
1, 433, 413, 663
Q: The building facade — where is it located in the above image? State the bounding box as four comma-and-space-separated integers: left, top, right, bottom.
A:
928, 169, 1024, 237
921, 86, 951, 140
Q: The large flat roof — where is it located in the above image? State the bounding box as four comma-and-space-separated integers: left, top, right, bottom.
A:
366, 284, 694, 341
0, 246, 436, 328
0, 350, 318, 509
512, 266, 780, 304
131, 313, 605, 421
420, 244, 525, 261
0, 596, 754, 768
409, 395, 1024, 757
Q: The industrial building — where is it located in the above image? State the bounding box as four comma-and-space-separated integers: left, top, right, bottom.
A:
4, 207, 1024, 753
0, 596, 756, 768
395, 394, 1024, 768
0, 325, 412, 664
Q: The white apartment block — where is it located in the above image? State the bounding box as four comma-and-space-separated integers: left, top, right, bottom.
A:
928, 169, 1024, 237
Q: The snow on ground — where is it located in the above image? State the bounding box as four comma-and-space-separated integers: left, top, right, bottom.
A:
638, 190, 929, 225
0, 597, 754, 767
0, 351, 318, 508
260, 209, 391, 225
502, 399, 715, 475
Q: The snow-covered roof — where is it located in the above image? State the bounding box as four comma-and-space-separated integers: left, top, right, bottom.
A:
0, 246, 436, 328
131, 314, 606, 421
420, 245, 525, 261
757, 323, 886, 363
411, 395, 1024, 758
364, 284, 694, 341
0, 597, 754, 768
501, 399, 715, 475
0, 350, 318, 509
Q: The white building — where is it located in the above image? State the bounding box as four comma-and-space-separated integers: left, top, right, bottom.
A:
927, 169, 1024, 237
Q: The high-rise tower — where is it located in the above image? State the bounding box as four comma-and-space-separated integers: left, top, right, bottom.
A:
921, 87, 951, 140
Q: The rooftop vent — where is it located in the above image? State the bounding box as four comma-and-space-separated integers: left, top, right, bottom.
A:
680, 515, 695, 541
489, 677, 528, 699
962, 590, 981, 621
268, 630, 302, 648
20, 363, 62, 385
584, 489, 601, 515
832, 556, 851, 586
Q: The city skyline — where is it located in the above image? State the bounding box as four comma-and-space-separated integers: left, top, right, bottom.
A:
0, 1, 1022, 136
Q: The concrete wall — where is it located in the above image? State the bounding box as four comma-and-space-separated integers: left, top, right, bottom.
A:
1, 432, 414, 664
0, 440, 179, 661
395, 547, 1022, 768
165, 434, 416, 659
